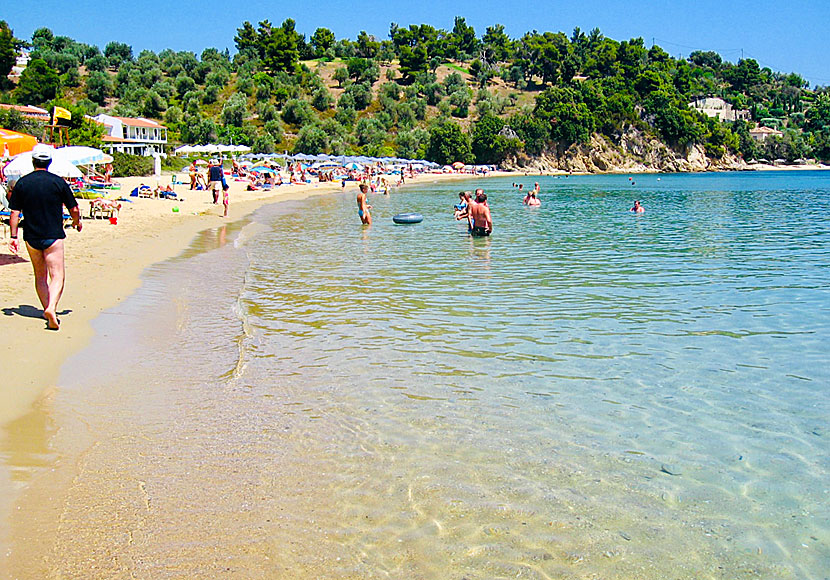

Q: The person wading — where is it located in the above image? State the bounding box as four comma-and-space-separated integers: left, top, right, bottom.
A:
8, 144, 83, 330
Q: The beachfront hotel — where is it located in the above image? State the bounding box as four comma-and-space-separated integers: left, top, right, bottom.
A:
92, 114, 168, 157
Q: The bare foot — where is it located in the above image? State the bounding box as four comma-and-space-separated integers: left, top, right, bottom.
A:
44, 309, 60, 330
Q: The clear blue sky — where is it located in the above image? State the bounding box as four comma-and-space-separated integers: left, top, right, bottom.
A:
6, 0, 830, 86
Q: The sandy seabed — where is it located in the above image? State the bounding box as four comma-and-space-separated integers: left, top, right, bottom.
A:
0, 169, 504, 577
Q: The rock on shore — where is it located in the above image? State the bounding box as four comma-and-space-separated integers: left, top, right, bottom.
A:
505, 128, 748, 173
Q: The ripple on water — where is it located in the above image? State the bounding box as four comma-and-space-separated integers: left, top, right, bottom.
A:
27, 173, 830, 578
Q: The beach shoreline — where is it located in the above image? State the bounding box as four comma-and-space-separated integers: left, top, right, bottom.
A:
0, 169, 507, 573
1, 170, 508, 425
1, 168, 826, 577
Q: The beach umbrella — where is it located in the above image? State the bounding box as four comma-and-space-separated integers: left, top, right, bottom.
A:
452, 161, 465, 169
194, 159, 209, 166
52, 145, 106, 166
0, 128, 38, 158
344, 162, 363, 170
4, 152, 83, 179
249, 166, 275, 174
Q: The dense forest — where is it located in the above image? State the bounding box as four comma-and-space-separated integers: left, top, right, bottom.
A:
1, 17, 830, 167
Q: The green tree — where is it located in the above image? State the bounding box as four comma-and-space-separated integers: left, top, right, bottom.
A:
142, 90, 167, 118
312, 86, 333, 111
806, 93, 830, 131
356, 31, 380, 59
234, 21, 259, 55
222, 92, 248, 127
175, 73, 196, 99
344, 82, 373, 110
449, 17, 477, 59
104, 41, 133, 68
426, 118, 472, 164
0, 21, 17, 79
449, 87, 472, 118
16, 58, 61, 105
324, 65, 343, 89
724, 58, 762, 93
252, 133, 276, 154
86, 70, 112, 105
31, 27, 54, 52
310, 27, 335, 58
264, 119, 284, 142
294, 124, 329, 153
535, 86, 595, 146
395, 128, 429, 159
481, 24, 512, 62
282, 98, 315, 126
509, 112, 549, 155
262, 19, 302, 73
471, 112, 521, 163
398, 44, 428, 81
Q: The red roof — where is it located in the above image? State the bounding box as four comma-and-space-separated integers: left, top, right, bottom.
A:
113, 116, 163, 128
0, 103, 50, 119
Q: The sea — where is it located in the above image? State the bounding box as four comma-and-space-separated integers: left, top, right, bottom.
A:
4, 171, 829, 578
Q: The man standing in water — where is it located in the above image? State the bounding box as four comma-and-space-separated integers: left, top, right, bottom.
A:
469, 191, 492, 236
357, 183, 372, 225
8, 144, 83, 330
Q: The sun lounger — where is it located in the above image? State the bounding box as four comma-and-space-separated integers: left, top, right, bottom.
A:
89, 198, 121, 219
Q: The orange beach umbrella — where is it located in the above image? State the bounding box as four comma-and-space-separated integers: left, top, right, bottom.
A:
0, 128, 38, 158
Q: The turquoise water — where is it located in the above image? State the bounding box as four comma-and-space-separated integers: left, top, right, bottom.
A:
36, 172, 830, 577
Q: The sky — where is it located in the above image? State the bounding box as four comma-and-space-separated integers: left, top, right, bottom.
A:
5, 0, 830, 86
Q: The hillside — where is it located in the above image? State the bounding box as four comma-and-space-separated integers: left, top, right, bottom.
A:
2, 18, 830, 171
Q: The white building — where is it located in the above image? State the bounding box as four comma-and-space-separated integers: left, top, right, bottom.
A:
93, 114, 167, 156
689, 97, 751, 122
749, 126, 784, 142
8, 52, 30, 80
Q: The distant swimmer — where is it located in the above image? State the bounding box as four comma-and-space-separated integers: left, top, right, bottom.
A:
357, 183, 372, 225
631, 200, 644, 213
470, 191, 492, 236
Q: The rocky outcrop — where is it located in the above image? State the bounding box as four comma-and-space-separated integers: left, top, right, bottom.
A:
504, 128, 749, 173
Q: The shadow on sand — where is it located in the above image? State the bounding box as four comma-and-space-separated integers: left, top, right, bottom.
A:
2, 305, 71, 321
0, 254, 29, 266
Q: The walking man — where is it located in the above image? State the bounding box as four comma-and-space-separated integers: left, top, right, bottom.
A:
207, 159, 224, 204
8, 144, 82, 330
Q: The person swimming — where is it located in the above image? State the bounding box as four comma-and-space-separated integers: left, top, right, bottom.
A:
527, 191, 541, 206
631, 200, 644, 213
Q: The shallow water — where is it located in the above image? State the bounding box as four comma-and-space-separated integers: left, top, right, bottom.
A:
7, 172, 830, 578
